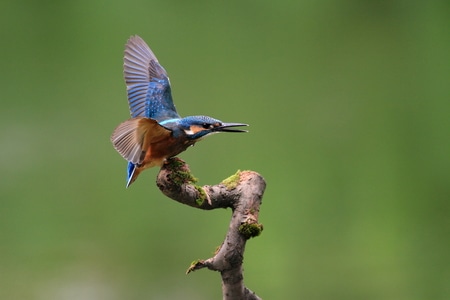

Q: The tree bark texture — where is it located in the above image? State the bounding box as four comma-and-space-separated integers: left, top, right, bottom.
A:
156, 158, 266, 300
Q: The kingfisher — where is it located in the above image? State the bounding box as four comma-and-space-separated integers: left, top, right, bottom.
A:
111, 35, 248, 187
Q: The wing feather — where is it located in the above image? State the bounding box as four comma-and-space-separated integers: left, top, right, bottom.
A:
110, 117, 172, 164
123, 35, 180, 121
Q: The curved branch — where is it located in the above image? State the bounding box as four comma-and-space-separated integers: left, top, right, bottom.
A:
156, 158, 266, 300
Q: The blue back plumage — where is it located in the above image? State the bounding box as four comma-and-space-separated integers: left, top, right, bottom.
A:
124, 36, 180, 122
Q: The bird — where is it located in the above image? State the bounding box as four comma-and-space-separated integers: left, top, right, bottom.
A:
111, 35, 248, 188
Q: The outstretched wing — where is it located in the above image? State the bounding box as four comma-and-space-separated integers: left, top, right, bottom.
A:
124, 35, 180, 121
110, 117, 172, 165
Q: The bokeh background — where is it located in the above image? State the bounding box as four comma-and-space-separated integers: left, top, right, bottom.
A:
1, 1, 449, 299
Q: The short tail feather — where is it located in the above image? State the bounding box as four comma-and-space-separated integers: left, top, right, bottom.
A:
126, 162, 138, 188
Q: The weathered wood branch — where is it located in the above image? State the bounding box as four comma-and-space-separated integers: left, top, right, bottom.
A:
156, 158, 266, 300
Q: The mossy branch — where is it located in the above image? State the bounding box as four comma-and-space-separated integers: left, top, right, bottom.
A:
156, 157, 266, 300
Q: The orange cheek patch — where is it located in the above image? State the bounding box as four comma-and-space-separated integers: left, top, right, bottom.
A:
190, 125, 206, 134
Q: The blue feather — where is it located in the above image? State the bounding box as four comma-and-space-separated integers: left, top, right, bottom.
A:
126, 162, 136, 188
124, 36, 180, 122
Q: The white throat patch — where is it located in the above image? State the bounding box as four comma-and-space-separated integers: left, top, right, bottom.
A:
184, 129, 194, 135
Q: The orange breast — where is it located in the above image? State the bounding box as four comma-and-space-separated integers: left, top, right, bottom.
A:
139, 135, 194, 170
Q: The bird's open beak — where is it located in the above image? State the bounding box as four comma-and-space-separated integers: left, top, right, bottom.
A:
215, 123, 249, 133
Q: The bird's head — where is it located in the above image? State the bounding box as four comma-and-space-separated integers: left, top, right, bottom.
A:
179, 116, 248, 140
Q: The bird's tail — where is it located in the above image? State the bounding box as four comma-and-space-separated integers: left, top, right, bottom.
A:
126, 162, 140, 188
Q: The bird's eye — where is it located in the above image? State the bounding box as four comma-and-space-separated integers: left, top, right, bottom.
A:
202, 123, 212, 129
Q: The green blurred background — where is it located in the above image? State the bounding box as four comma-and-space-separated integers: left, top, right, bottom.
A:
1, 1, 449, 299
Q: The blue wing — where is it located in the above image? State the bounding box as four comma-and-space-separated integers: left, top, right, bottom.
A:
124, 35, 180, 122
